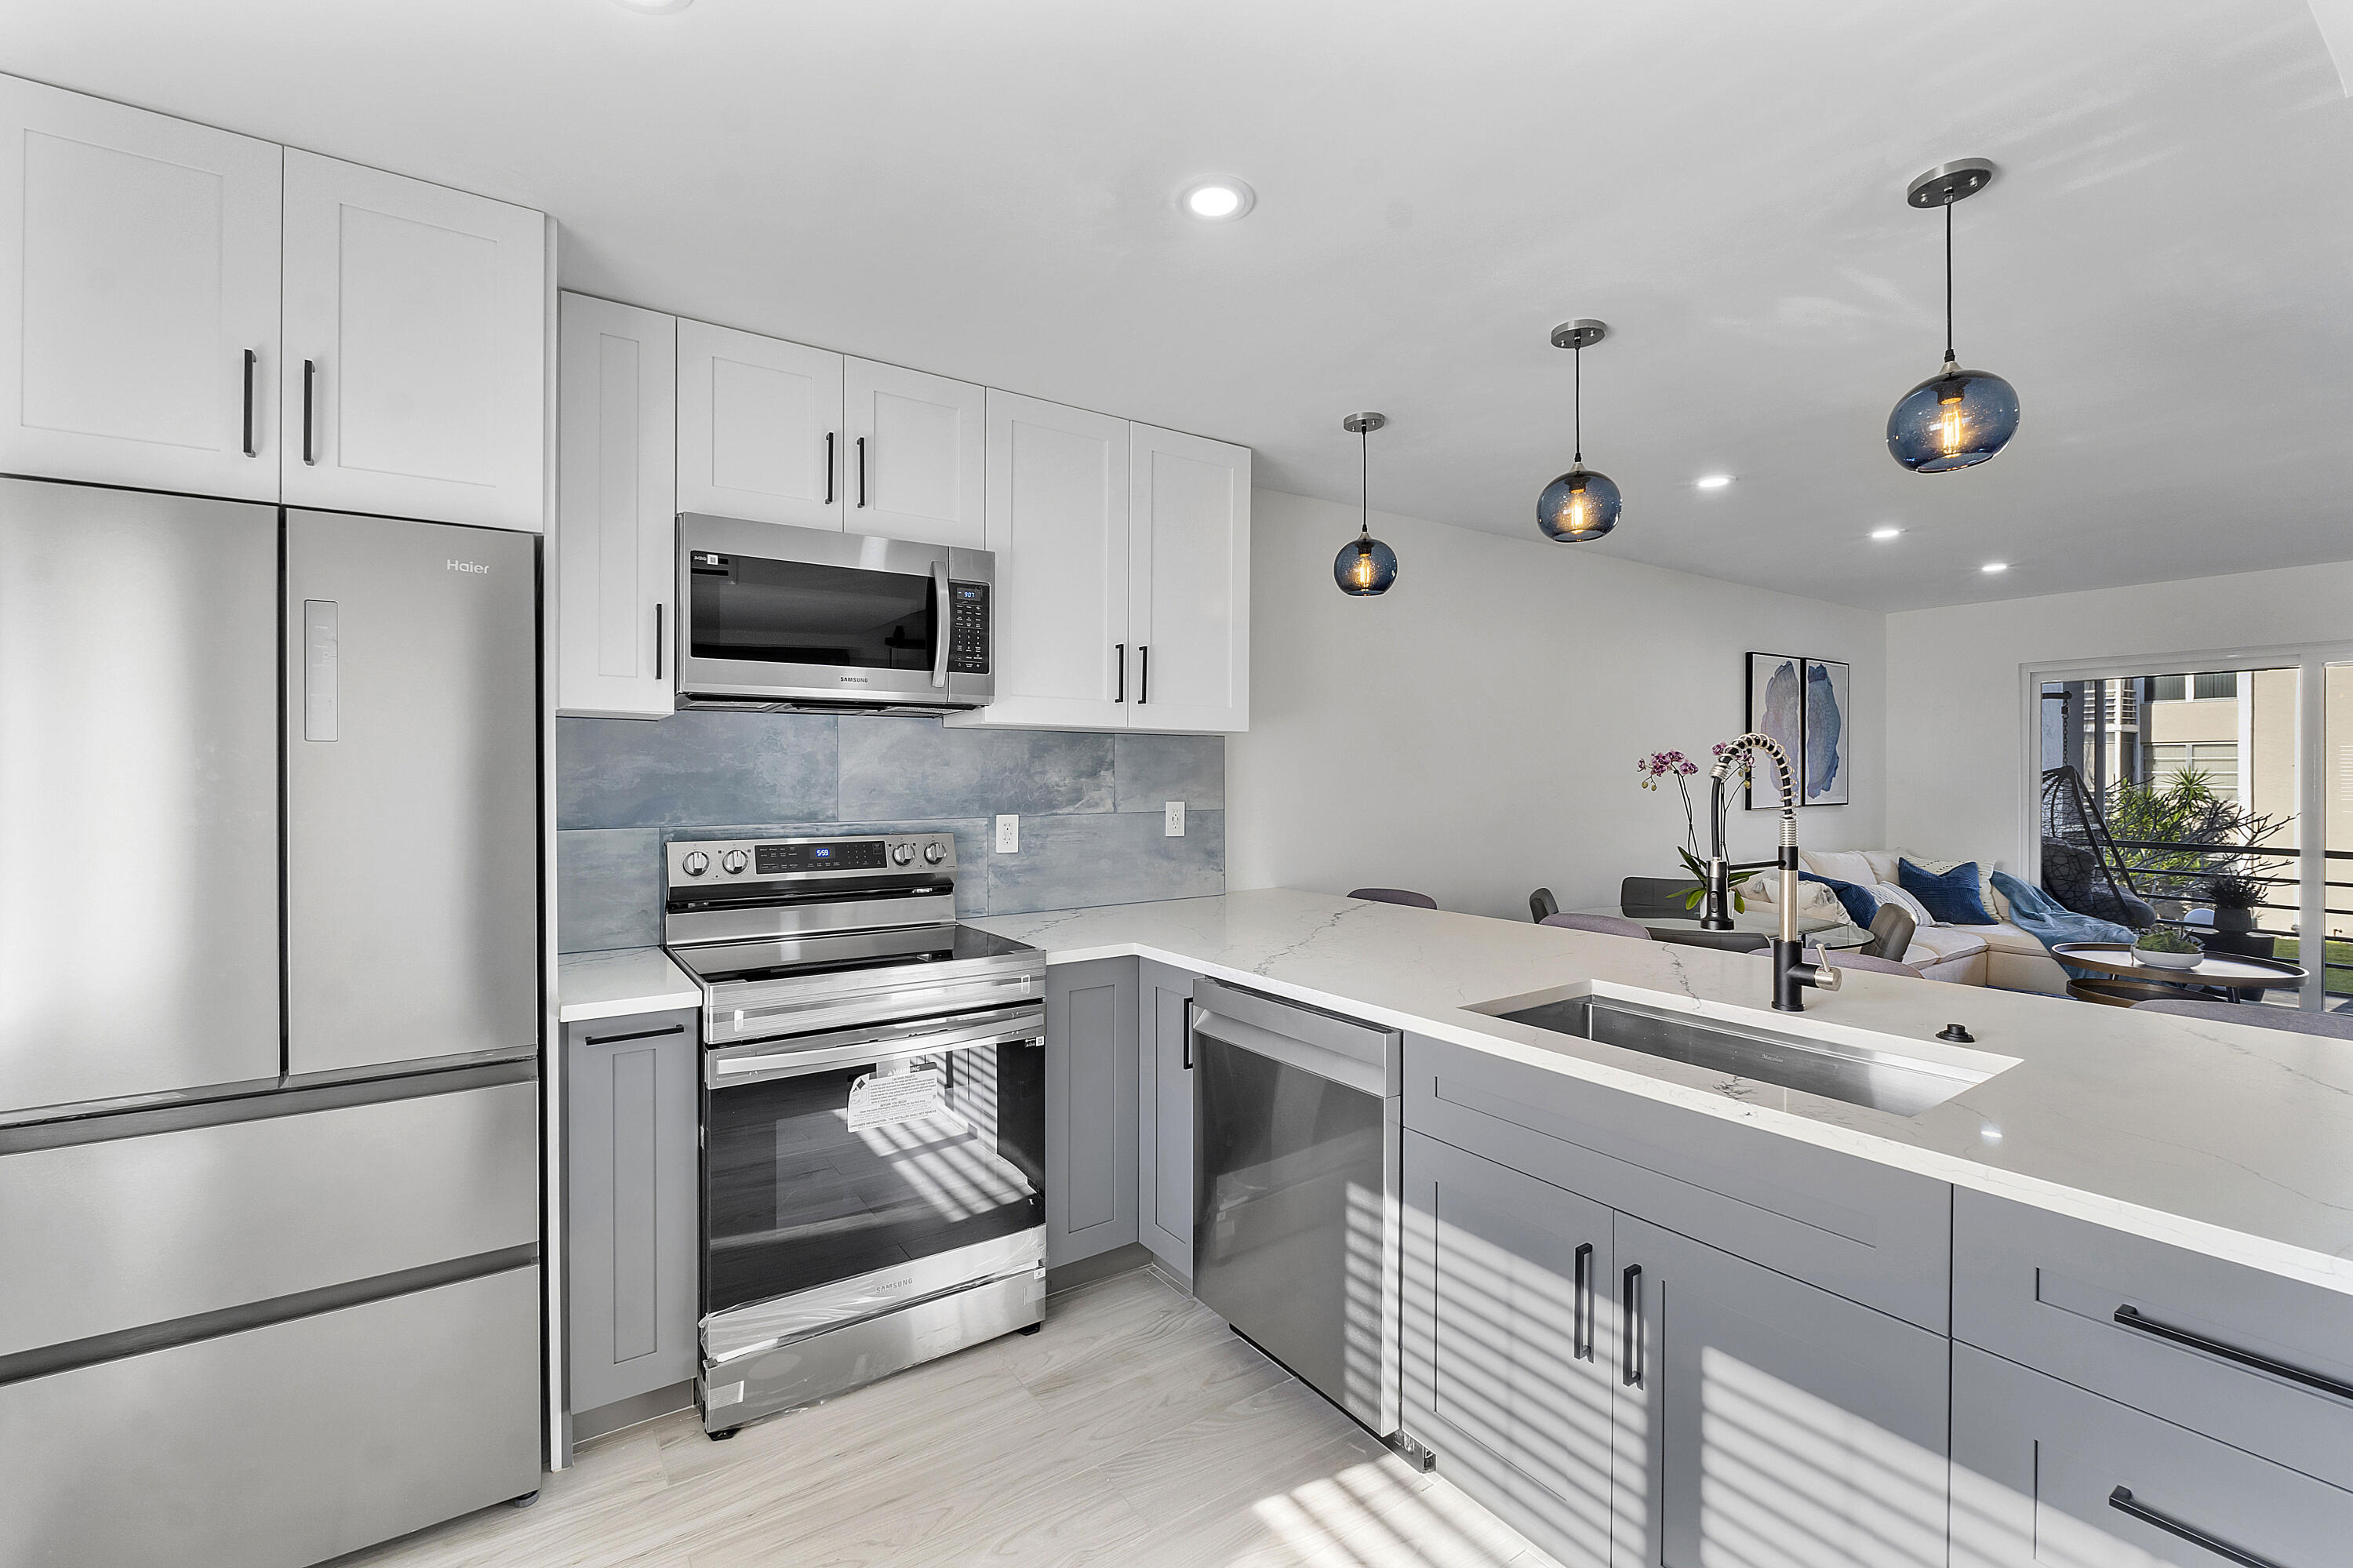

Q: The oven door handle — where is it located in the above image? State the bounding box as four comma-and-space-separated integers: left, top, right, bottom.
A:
707, 1006, 1046, 1089
930, 562, 951, 690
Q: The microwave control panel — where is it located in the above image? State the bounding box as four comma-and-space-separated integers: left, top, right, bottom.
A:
947, 582, 990, 675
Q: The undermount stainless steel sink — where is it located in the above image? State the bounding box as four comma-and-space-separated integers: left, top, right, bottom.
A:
1485, 995, 2003, 1117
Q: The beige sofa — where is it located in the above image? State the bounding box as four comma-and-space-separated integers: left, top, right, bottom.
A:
1740, 849, 2068, 994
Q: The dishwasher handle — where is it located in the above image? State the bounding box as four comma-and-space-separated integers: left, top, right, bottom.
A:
1190, 1007, 1387, 1097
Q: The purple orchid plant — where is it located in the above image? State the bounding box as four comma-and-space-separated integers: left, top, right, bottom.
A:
1638, 744, 1748, 911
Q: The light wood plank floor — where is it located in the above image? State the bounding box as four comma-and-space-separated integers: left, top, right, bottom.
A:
335, 1267, 1561, 1567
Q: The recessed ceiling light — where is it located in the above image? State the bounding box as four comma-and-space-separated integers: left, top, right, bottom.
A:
1981, 561, 2009, 573
611, 0, 693, 10
1180, 177, 1256, 222
1694, 474, 1733, 490
1871, 526, 1903, 540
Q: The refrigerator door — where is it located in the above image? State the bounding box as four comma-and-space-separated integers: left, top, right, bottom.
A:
285, 511, 537, 1078
0, 478, 280, 1119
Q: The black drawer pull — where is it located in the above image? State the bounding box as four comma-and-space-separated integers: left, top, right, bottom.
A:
1620, 1264, 1643, 1387
584, 1023, 686, 1046
1572, 1242, 1594, 1362
2108, 1486, 2286, 1568
2114, 1304, 2353, 1403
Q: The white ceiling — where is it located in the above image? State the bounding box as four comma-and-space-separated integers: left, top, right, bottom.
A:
13, 0, 2353, 610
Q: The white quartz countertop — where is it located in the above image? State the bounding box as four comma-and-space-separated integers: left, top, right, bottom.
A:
969, 889, 2353, 1298
556, 947, 701, 1024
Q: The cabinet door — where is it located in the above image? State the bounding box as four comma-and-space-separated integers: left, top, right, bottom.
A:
558, 293, 675, 719
676, 319, 843, 529
1135, 959, 1195, 1273
0, 76, 281, 499
949, 391, 1130, 732
845, 357, 984, 548
1128, 423, 1249, 733
1044, 957, 1138, 1268
1611, 1213, 1949, 1568
566, 1011, 701, 1417
1401, 1130, 1616, 1568
281, 150, 547, 529
1951, 1342, 2353, 1568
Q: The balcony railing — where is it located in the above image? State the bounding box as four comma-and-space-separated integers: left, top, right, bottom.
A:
2102, 839, 2351, 996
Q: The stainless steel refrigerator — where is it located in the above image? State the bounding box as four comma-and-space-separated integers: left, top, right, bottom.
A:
0, 478, 543, 1567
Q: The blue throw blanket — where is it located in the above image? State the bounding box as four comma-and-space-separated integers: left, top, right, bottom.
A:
1991, 871, 2136, 982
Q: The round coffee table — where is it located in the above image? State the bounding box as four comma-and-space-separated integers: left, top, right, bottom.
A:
2049, 942, 2308, 1008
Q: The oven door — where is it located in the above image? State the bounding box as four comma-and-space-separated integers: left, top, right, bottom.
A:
675, 512, 992, 710
700, 1003, 1045, 1366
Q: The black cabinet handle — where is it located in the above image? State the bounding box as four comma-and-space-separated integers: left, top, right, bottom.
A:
825, 431, 836, 504
1621, 1264, 1643, 1387
1573, 1243, 1594, 1362
2114, 1305, 2353, 1403
856, 435, 867, 507
1182, 999, 1194, 1070
583, 1022, 685, 1047
1115, 642, 1126, 702
300, 359, 318, 465
654, 602, 665, 680
241, 349, 257, 457
1138, 644, 1149, 704
2108, 1486, 2285, 1568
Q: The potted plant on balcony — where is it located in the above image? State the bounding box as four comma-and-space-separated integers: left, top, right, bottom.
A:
2207, 871, 2266, 937
2133, 926, 2205, 970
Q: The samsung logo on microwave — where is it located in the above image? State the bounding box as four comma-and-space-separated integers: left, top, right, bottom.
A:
446, 559, 489, 575
837, 675, 871, 685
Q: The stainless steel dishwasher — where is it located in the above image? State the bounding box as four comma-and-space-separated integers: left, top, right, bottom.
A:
1191, 977, 1409, 1449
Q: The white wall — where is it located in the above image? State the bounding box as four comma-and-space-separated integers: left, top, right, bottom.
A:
1228, 489, 1886, 921
1884, 560, 2353, 872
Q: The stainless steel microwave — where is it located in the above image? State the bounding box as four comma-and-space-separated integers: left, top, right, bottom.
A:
675, 514, 993, 714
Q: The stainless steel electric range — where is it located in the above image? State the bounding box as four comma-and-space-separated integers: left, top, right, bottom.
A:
661, 831, 1046, 1436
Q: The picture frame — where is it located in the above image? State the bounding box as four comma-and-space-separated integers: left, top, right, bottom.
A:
1743, 652, 1803, 809
1802, 658, 1850, 806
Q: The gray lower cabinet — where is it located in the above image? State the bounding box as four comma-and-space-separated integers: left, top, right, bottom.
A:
1136, 957, 1196, 1275
1951, 1342, 2353, 1567
1401, 1130, 1616, 1568
566, 1009, 700, 1428
1045, 957, 1138, 1268
1613, 1212, 1950, 1568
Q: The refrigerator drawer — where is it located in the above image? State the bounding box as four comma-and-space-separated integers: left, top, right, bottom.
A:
0, 1075, 537, 1361
0, 1264, 540, 1568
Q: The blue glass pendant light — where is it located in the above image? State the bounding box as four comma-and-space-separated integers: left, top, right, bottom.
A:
1537, 319, 1620, 542
1333, 412, 1398, 595
1888, 158, 2019, 472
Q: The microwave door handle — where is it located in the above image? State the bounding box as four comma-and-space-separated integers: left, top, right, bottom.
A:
707, 1023, 1042, 1088
931, 562, 951, 689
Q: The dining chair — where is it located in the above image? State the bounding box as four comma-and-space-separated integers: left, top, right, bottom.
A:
1529, 887, 1560, 922
1861, 904, 1917, 963
2130, 998, 2353, 1040
1620, 876, 1703, 920
1540, 911, 1648, 939
1347, 887, 1438, 910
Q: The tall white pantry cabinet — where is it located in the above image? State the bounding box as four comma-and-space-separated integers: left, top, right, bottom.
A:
555, 289, 1250, 732
0, 74, 550, 531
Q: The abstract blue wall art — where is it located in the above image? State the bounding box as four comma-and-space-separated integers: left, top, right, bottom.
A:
1803, 658, 1850, 806
1745, 652, 1804, 809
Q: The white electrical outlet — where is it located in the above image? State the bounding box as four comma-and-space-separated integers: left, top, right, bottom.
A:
1164, 800, 1185, 837
995, 814, 1019, 853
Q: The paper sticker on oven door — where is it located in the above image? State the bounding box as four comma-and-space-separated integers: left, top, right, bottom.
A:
845, 1068, 947, 1132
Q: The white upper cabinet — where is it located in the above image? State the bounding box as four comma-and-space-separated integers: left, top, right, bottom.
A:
844, 358, 985, 549
557, 293, 675, 719
0, 75, 282, 500
947, 392, 1130, 732
281, 150, 547, 530
676, 319, 843, 529
1129, 424, 1249, 733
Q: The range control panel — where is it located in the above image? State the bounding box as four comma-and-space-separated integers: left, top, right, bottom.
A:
666, 832, 957, 887
947, 581, 990, 675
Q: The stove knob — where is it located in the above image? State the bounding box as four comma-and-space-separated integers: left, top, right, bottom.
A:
720, 849, 750, 875
891, 843, 915, 866
681, 851, 710, 878
922, 842, 945, 864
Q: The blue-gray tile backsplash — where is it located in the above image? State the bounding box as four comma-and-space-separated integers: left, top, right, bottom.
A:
557, 714, 1224, 951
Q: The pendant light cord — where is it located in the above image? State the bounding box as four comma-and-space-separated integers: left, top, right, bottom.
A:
1944, 197, 1955, 364
1573, 344, 1584, 464
1358, 425, 1371, 541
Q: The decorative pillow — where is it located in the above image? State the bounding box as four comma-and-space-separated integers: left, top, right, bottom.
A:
1874, 881, 1936, 928
1899, 857, 1998, 925
1900, 852, 2009, 922
1799, 871, 1878, 928
1734, 872, 1844, 922
1801, 849, 1879, 890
